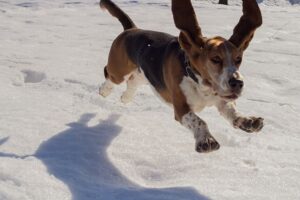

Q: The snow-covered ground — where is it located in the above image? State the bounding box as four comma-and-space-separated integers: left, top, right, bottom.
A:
0, 0, 300, 199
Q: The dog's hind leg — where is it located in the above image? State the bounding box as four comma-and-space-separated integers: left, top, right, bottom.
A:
121, 70, 145, 103
99, 79, 114, 97
99, 66, 114, 97
100, 33, 138, 99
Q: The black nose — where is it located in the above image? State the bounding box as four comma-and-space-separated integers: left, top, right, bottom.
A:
228, 77, 244, 91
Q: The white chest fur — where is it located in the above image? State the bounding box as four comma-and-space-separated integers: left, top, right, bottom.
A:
179, 75, 219, 112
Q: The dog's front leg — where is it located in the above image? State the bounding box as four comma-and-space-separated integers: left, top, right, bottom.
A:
173, 92, 220, 153
181, 111, 220, 152
217, 101, 264, 133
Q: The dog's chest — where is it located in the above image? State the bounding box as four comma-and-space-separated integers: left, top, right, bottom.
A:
179, 76, 218, 112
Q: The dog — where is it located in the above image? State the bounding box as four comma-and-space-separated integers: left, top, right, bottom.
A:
99, 0, 264, 153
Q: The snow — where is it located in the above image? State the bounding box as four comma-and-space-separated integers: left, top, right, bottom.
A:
0, 0, 300, 199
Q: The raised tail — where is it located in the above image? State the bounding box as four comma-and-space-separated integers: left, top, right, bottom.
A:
100, 0, 136, 30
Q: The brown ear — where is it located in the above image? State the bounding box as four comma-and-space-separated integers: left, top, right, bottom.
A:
229, 0, 262, 51
172, 0, 204, 48
178, 31, 203, 55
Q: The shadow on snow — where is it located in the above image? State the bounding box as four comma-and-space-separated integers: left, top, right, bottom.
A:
1, 113, 209, 200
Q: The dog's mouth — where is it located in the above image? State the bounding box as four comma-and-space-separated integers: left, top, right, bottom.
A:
211, 82, 241, 101
222, 94, 239, 100
219, 93, 240, 101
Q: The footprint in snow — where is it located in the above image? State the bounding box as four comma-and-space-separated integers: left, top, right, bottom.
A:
21, 70, 46, 84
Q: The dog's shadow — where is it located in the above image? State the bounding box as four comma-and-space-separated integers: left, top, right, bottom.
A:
2, 114, 209, 200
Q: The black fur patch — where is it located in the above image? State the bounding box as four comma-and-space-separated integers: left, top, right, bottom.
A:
125, 30, 178, 89
104, 66, 108, 79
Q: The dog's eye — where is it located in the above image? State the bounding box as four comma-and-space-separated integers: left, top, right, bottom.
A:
235, 56, 242, 65
211, 56, 223, 65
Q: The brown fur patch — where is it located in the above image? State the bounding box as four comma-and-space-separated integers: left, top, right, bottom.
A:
207, 38, 224, 47
163, 52, 192, 121
105, 30, 139, 84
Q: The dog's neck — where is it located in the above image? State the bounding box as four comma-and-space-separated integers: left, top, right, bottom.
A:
183, 52, 214, 90
183, 53, 200, 84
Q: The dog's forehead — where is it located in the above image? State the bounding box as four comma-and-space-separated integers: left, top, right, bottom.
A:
206, 37, 239, 55
206, 37, 225, 48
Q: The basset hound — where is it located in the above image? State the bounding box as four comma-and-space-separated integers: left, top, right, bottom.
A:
99, 0, 264, 153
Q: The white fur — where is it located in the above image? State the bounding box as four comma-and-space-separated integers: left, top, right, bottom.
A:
121, 69, 146, 103
181, 111, 209, 140
179, 72, 245, 129
99, 79, 114, 97
219, 68, 230, 91
179, 76, 219, 112
217, 101, 242, 126
215, 44, 244, 93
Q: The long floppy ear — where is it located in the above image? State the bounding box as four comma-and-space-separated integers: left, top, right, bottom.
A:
229, 0, 262, 51
172, 0, 205, 53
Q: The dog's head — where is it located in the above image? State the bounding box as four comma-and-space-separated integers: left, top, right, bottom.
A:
172, 0, 262, 101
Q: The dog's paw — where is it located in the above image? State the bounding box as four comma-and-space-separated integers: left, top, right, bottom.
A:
233, 116, 264, 133
99, 86, 112, 97
99, 81, 113, 97
120, 92, 133, 104
195, 135, 220, 153
99, 87, 111, 97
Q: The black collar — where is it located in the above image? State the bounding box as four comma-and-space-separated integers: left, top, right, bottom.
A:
183, 53, 200, 84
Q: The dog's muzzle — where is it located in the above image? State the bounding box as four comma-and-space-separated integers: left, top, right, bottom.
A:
228, 76, 244, 92
227, 69, 244, 93
219, 70, 244, 100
